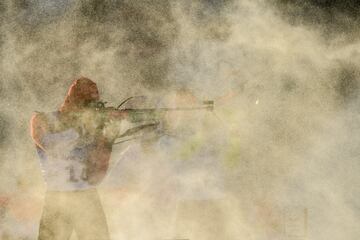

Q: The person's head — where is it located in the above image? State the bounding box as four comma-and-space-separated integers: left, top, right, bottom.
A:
59, 77, 99, 112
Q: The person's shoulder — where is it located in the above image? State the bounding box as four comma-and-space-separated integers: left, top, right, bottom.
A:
31, 111, 50, 120
30, 112, 45, 126
31, 111, 58, 126
32, 111, 59, 118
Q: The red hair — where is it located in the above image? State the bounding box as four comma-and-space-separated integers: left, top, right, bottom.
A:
60, 77, 99, 112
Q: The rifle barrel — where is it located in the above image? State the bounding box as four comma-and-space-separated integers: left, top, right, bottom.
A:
123, 106, 212, 112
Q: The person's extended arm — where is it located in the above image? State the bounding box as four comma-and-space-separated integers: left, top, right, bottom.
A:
30, 112, 49, 151
30, 112, 79, 151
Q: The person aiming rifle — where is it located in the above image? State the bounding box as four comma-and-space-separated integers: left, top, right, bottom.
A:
30, 77, 213, 240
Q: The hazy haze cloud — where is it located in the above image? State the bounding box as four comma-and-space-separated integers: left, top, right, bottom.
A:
0, 0, 360, 239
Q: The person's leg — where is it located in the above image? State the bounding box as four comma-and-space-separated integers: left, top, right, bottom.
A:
72, 189, 110, 240
38, 191, 73, 240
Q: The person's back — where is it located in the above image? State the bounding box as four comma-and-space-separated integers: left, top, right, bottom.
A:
31, 77, 113, 240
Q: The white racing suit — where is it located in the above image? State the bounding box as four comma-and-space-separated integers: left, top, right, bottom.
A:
36, 111, 110, 240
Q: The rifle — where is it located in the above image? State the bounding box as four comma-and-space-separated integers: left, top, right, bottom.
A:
87, 97, 214, 122
84, 97, 214, 142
